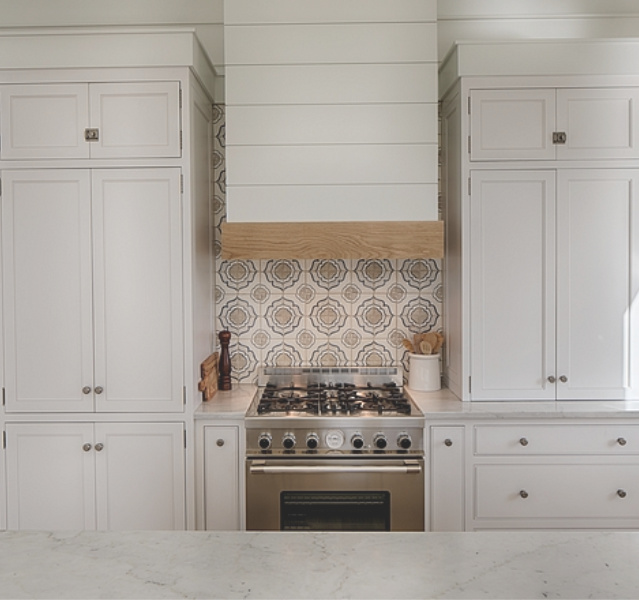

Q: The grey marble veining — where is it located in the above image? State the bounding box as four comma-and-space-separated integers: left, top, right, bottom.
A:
0, 530, 637, 599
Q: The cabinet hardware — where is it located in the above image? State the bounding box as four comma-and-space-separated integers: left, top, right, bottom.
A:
552, 131, 567, 144
519, 490, 529, 499
559, 375, 568, 383
519, 437, 529, 446
94, 386, 103, 394
2, 430, 5, 450
2, 387, 4, 406
82, 386, 92, 395
94, 443, 104, 452
82, 443, 92, 452
84, 128, 99, 141
444, 438, 453, 447
547, 376, 556, 383
617, 437, 627, 446
617, 489, 627, 498
216, 439, 225, 447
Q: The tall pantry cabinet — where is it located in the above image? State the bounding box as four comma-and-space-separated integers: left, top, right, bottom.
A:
0, 29, 216, 530
440, 40, 639, 402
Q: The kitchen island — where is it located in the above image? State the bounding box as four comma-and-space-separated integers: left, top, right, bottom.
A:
0, 529, 636, 599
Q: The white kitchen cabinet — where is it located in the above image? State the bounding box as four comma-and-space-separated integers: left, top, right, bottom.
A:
5, 422, 185, 530
0, 81, 181, 160
470, 87, 639, 161
470, 169, 637, 401
429, 426, 465, 531
471, 422, 639, 529
441, 41, 639, 401
2, 168, 183, 413
202, 425, 241, 530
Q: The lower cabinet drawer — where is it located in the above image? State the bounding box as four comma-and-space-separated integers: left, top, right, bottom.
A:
475, 464, 639, 520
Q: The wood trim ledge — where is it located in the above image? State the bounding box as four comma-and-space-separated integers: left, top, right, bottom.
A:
221, 221, 444, 259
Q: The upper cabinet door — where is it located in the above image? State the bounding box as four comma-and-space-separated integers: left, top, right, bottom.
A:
470, 89, 556, 161
469, 170, 557, 400
91, 168, 184, 413
2, 170, 95, 412
556, 88, 639, 160
0, 82, 180, 160
0, 84, 90, 159
556, 170, 638, 399
88, 82, 181, 159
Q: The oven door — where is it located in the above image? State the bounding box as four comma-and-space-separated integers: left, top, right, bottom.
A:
246, 457, 424, 531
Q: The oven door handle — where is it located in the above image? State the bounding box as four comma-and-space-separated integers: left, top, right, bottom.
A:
249, 461, 422, 475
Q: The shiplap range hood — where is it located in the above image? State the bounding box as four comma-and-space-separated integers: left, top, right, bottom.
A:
221, 0, 442, 259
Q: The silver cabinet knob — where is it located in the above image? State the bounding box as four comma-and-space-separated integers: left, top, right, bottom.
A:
617, 437, 627, 446
82, 443, 92, 452
94, 386, 104, 394
444, 438, 453, 447
559, 375, 568, 383
216, 439, 225, 447
82, 386, 92, 395
547, 376, 556, 383
519, 437, 529, 446
618, 489, 627, 498
94, 443, 104, 452
519, 490, 529, 499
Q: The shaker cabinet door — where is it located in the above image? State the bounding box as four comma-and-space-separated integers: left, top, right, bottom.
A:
0, 83, 90, 159
470, 89, 556, 161
2, 170, 95, 412
88, 82, 181, 159
5, 423, 96, 530
469, 170, 556, 400
91, 169, 184, 413
556, 170, 639, 399
94, 422, 186, 530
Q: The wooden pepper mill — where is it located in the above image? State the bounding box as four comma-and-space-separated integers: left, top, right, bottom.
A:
218, 329, 232, 391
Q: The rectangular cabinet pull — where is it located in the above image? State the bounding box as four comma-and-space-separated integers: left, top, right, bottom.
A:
552, 131, 567, 144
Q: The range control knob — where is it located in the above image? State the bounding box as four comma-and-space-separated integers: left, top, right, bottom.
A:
282, 432, 296, 450
306, 432, 320, 450
257, 432, 272, 450
397, 433, 412, 450
351, 433, 365, 449
373, 433, 388, 450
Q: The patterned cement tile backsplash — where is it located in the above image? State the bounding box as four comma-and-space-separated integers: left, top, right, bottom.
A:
211, 105, 442, 383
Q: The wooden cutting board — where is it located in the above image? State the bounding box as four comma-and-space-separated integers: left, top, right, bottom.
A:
198, 352, 219, 401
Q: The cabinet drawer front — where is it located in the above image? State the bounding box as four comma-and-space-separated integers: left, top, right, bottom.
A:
474, 424, 639, 455
475, 464, 639, 519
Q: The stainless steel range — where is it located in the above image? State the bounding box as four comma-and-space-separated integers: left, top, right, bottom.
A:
245, 367, 425, 532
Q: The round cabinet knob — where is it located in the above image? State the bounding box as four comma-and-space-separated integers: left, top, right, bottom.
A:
82, 443, 92, 452
444, 438, 453, 447
257, 432, 272, 450
282, 432, 296, 450
559, 375, 568, 383
351, 433, 365, 450
216, 439, 225, 447
397, 433, 412, 450
547, 376, 556, 384
519, 437, 529, 447
519, 490, 529, 499
373, 433, 388, 450
82, 386, 92, 395
94, 443, 104, 452
617, 489, 628, 498
617, 437, 627, 446
94, 386, 104, 395
306, 433, 320, 450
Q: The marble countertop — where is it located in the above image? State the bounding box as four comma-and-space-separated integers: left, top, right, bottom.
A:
0, 529, 636, 599
408, 388, 639, 419
194, 384, 639, 421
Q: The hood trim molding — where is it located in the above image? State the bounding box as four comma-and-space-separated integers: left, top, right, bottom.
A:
221, 221, 444, 259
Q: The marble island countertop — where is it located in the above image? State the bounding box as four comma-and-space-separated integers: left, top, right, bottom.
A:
1, 529, 637, 599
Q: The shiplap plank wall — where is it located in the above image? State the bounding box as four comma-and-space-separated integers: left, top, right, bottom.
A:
223, 0, 439, 223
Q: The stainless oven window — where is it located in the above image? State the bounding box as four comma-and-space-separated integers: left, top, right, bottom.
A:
280, 491, 390, 531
